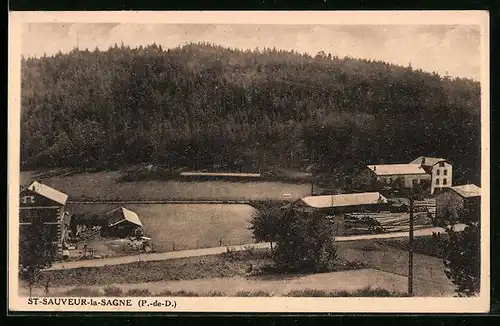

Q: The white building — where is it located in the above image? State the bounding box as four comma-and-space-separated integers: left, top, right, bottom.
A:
409, 157, 453, 194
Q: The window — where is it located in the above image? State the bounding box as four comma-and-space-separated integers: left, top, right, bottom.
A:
439, 162, 445, 167
435, 178, 440, 185
443, 178, 448, 185
443, 169, 448, 176
436, 170, 440, 176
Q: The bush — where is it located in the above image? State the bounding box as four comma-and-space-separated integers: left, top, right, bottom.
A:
272, 209, 338, 273
286, 289, 329, 297
126, 288, 151, 296
62, 287, 101, 297
286, 287, 405, 297
205, 291, 226, 297
442, 207, 480, 297
156, 290, 199, 297
103, 286, 124, 296
235, 291, 272, 297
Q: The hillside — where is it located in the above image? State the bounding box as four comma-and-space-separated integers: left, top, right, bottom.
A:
20, 42, 481, 185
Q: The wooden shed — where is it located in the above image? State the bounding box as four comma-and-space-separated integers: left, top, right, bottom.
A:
104, 207, 143, 238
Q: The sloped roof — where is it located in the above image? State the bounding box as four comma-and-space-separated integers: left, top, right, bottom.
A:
107, 207, 143, 227
27, 181, 68, 205
409, 156, 447, 166
367, 164, 427, 176
449, 184, 481, 198
298, 192, 388, 209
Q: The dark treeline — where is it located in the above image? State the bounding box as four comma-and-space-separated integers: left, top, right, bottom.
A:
20, 42, 481, 184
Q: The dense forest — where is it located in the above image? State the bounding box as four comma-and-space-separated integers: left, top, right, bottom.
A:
20, 42, 481, 184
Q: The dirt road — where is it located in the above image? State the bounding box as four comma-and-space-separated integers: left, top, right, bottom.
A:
46, 225, 465, 271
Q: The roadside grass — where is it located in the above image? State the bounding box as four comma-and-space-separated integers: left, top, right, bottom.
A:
103, 286, 123, 296
56, 286, 405, 297
234, 291, 272, 297
126, 288, 152, 296
285, 287, 406, 297
381, 235, 447, 259
60, 287, 102, 296
42, 249, 274, 286
42, 248, 366, 287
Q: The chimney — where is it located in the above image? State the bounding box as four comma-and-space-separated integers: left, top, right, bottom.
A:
421, 158, 426, 165
373, 166, 376, 171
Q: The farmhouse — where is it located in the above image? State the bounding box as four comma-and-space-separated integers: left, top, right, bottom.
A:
435, 184, 481, 221
357, 156, 453, 195
19, 181, 68, 257
409, 156, 453, 194
103, 207, 143, 238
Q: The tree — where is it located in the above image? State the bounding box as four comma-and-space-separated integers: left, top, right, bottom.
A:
272, 208, 338, 273
442, 205, 480, 297
248, 202, 285, 251
19, 217, 57, 296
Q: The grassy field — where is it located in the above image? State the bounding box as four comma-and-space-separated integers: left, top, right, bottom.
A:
20, 170, 313, 201
67, 203, 256, 252
51, 286, 405, 297
39, 249, 365, 287
335, 238, 456, 296
381, 235, 448, 259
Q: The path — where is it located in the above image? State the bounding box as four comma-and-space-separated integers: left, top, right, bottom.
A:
46, 224, 465, 271
22, 268, 416, 297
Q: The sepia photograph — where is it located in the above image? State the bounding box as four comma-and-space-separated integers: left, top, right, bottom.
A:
8, 11, 490, 313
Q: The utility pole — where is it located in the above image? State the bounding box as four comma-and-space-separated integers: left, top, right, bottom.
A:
408, 194, 414, 297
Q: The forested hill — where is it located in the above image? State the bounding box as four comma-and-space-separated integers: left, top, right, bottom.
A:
20, 42, 481, 184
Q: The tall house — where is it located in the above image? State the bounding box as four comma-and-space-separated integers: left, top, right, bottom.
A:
19, 181, 68, 257
409, 157, 453, 194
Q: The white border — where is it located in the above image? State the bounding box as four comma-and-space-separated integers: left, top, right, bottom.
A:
8, 11, 490, 313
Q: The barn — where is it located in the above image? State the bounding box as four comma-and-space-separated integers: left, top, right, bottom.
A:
103, 207, 143, 238
19, 181, 68, 257
435, 184, 481, 221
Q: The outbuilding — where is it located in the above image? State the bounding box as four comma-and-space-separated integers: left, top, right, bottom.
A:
293, 192, 390, 215
435, 184, 481, 221
103, 207, 143, 238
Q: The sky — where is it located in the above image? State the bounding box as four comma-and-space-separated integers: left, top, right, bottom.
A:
21, 23, 481, 81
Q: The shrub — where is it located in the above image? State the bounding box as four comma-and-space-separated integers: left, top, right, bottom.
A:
205, 291, 226, 297
442, 207, 481, 297
103, 286, 124, 296
126, 288, 151, 296
62, 287, 101, 297
285, 287, 405, 297
272, 209, 338, 273
286, 289, 329, 297
156, 290, 199, 297
235, 291, 272, 297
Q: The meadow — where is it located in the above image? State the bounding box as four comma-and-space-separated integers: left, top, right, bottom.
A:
20, 170, 312, 202
67, 203, 257, 252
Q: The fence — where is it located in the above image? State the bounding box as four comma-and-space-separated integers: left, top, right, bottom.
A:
154, 237, 252, 253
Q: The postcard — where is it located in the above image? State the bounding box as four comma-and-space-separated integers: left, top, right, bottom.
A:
8, 10, 490, 313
